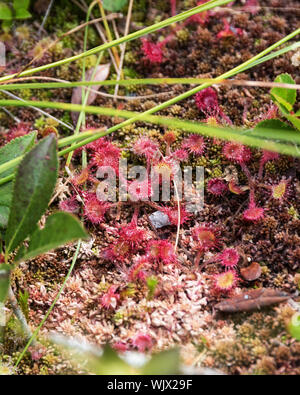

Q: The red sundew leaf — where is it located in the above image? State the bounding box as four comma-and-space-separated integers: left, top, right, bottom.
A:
240, 262, 262, 281
215, 288, 290, 313
71, 64, 110, 124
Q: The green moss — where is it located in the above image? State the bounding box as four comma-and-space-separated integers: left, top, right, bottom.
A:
176, 29, 190, 43
196, 157, 209, 167
87, 27, 99, 48
34, 116, 46, 130
18, 89, 32, 101
59, 112, 73, 133
49, 41, 64, 58
113, 310, 125, 324
132, 0, 148, 22
210, 167, 223, 178
124, 51, 138, 65
76, 54, 99, 70
288, 205, 299, 219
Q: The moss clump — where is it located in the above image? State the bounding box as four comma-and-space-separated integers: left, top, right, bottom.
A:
210, 167, 223, 178
176, 29, 190, 44
76, 54, 99, 70
196, 157, 209, 167
124, 51, 138, 65
18, 89, 32, 101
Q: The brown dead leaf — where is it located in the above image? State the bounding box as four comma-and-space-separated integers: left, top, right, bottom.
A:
240, 262, 262, 281
71, 63, 110, 124
215, 288, 290, 313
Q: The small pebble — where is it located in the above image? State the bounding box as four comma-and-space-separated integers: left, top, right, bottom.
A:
149, 211, 170, 229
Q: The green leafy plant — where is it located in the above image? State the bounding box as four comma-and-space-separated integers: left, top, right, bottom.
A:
271, 73, 300, 131
0, 0, 31, 30
146, 275, 158, 300
0, 134, 88, 334
0, 132, 36, 230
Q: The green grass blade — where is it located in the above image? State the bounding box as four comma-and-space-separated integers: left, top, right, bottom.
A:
0, 42, 298, 92
0, 0, 233, 83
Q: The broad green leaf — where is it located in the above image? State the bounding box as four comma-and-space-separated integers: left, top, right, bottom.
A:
271, 92, 293, 112
0, 206, 10, 229
0, 2, 13, 20
142, 348, 180, 375
0, 183, 13, 207
288, 313, 300, 341
15, 212, 88, 262
249, 119, 297, 141
5, 135, 58, 254
15, 9, 31, 19
0, 264, 10, 303
0, 132, 36, 177
244, 119, 300, 153
102, 0, 128, 12
0, 183, 13, 229
0, 132, 36, 230
295, 109, 300, 116
285, 114, 300, 131
13, 0, 30, 10
271, 73, 296, 114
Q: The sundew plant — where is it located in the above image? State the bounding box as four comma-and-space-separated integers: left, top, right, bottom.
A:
0, 0, 299, 376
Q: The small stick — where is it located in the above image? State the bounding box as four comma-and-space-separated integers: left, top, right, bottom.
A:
0, 90, 74, 130
38, 0, 55, 36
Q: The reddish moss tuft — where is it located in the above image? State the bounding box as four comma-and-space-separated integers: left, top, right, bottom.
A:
141, 39, 165, 64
